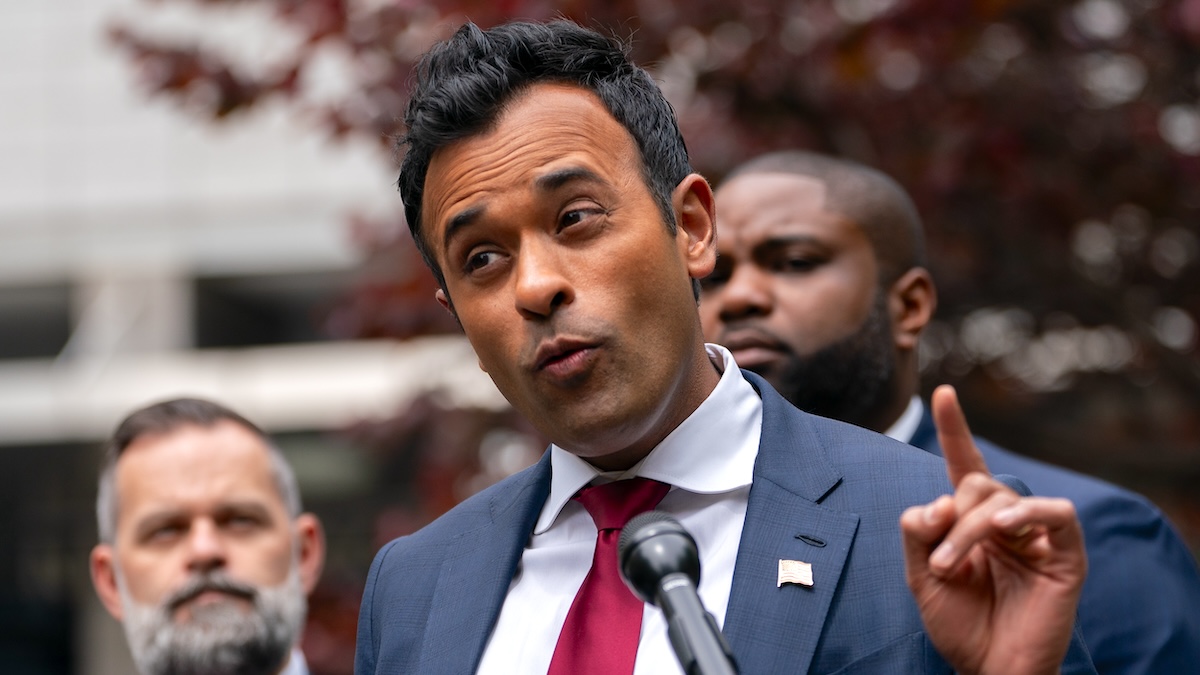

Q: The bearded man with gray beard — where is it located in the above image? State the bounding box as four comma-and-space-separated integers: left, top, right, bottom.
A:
90, 398, 325, 675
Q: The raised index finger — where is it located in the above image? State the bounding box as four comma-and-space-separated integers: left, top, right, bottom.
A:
932, 384, 990, 487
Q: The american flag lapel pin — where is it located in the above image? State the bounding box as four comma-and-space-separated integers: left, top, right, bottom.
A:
778, 559, 814, 588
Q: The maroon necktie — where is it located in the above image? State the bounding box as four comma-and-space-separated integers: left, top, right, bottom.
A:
547, 478, 671, 675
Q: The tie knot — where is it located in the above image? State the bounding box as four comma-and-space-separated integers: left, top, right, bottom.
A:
574, 478, 670, 531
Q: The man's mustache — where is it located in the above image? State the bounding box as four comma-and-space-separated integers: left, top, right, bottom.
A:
717, 323, 795, 355
165, 572, 258, 612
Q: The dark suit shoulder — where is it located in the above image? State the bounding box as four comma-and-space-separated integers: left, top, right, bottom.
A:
762, 391, 954, 506
355, 454, 551, 674
972, 437, 1143, 507
380, 453, 549, 552
808, 411, 948, 473
975, 437, 1200, 673
748, 370, 949, 487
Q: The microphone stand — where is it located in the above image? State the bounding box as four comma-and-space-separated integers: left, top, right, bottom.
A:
655, 572, 738, 675
619, 511, 739, 675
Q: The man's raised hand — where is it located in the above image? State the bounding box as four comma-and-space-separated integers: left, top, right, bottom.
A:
900, 385, 1088, 675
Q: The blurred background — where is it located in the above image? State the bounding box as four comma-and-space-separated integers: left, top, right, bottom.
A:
2, 0, 1197, 673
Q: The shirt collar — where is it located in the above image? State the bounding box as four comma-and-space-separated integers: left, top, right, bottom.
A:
277, 649, 308, 675
884, 395, 924, 443
535, 343, 762, 534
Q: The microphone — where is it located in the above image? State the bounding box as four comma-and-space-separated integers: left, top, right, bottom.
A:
618, 511, 738, 675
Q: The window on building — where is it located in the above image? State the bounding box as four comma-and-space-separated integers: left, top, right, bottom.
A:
0, 284, 71, 359
194, 271, 351, 348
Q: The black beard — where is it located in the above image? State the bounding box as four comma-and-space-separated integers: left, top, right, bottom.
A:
770, 293, 897, 430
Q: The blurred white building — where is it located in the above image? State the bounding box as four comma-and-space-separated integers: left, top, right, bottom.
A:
0, 1, 501, 672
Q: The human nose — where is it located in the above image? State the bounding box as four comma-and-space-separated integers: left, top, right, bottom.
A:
716, 265, 774, 322
185, 519, 227, 573
513, 237, 573, 319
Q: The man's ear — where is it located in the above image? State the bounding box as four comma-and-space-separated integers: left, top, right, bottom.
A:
672, 174, 718, 281
90, 544, 125, 621
887, 267, 937, 351
434, 288, 481, 371
294, 513, 325, 595
435, 288, 455, 316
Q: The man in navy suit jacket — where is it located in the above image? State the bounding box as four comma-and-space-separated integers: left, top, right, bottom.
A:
699, 150, 1200, 673
358, 20, 1094, 674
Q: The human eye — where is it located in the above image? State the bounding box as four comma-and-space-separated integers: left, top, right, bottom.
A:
460, 247, 507, 277
225, 515, 262, 533
142, 521, 186, 544
557, 203, 606, 232
771, 247, 824, 274
219, 507, 269, 533
779, 256, 817, 272
465, 249, 498, 271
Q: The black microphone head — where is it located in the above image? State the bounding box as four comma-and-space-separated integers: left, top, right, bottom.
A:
618, 511, 700, 605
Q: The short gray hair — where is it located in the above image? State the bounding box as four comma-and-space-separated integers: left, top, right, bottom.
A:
96, 398, 302, 544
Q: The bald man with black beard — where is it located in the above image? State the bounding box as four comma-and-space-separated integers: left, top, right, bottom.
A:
699, 150, 1200, 674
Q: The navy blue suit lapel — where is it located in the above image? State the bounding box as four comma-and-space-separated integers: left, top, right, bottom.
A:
417, 452, 552, 672
723, 372, 862, 674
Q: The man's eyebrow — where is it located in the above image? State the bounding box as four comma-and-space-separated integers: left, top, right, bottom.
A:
534, 166, 605, 192
214, 501, 276, 523
757, 233, 823, 248
752, 233, 828, 255
131, 509, 185, 537
134, 509, 181, 527
442, 204, 485, 254
440, 168, 604, 253
215, 500, 273, 516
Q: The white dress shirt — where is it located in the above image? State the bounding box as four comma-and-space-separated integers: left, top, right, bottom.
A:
278, 649, 309, 675
477, 344, 762, 675
883, 396, 923, 444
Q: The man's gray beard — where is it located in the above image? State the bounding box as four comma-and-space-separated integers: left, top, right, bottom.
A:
773, 291, 897, 429
116, 566, 306, 675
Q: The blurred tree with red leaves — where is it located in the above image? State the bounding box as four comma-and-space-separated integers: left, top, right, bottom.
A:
108, 1, 1200, 670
